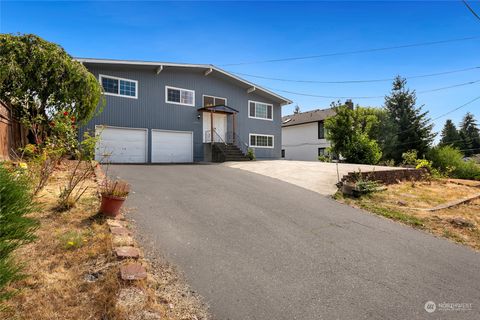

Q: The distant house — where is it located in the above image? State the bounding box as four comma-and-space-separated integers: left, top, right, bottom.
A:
77, 58, 291, 163
281, 108, 336, 161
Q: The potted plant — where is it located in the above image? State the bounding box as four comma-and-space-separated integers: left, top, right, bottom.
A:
99, 179, 130, 217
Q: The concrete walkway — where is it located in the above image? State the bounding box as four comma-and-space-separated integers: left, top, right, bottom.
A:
226, 160, 400, 195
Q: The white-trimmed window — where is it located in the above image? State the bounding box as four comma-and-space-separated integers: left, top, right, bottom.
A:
203, 95, 227, 107
249, 134, 274, 148
166, 86, 195, 106
99, 75, 138, 99
249, 101, 273, 120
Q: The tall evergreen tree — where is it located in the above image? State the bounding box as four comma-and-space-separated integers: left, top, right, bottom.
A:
459, 112, 480, 156
439, 119, 460, 148
383, 76, 435, 162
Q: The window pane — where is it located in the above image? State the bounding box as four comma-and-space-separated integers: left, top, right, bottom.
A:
102, 77, 118, 94
267, 105, 272, 119
215, 98, 226, 106
167, 88, 180, 103
250, 135, 256, 146
255, 103, 268, 119
249, 102, 256, 117
267, 136, 273, 146
181, 90, 193, 105
257, 135, 268, 146
318, 121, 325, 139
203, 96, 214, 107
120, 80, 136, 97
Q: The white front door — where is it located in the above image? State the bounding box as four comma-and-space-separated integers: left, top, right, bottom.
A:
95, 126, 148, 163
203, 113, 227, 142
151, 130, 193, 163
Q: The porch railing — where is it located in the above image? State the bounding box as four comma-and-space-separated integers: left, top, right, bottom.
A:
226, 131, 249, 155
204, 130, 250, 156
204, 130, 226, 144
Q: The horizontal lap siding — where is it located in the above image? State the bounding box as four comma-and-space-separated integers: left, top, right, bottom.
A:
82, 65, 282, 161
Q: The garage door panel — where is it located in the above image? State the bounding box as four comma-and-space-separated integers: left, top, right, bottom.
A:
152, 130, 193, 163
95, 126, 147, 163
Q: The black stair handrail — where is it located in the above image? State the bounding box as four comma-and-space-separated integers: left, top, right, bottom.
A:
204, 129, 227, 144
226, 131, 249, 155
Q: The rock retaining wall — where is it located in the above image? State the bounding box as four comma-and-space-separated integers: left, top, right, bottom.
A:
341, 168, 428, 185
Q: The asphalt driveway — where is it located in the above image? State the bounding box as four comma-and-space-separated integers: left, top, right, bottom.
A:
110, 164, 480, 320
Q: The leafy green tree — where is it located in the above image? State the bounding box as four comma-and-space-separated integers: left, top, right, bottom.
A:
0, 166, 38, 302
439, 119, 461, 148
383, 76, 435, 162
0, 34, 103, 144
325, 104, 382, 164
459, 112, 480, 156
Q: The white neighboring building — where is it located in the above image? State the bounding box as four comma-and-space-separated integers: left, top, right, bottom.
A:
281, 108, 336, 161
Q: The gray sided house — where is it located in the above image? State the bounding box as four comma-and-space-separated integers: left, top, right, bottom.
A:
77, 59, 291, 163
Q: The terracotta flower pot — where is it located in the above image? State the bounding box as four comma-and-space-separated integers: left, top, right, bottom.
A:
100, 194, 126, 217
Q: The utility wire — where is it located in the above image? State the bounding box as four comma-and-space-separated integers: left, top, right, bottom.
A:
431, 95, 480, 121
221, 36, 480, 66
267, 79, 480, 99
371, 95, 480, 139
365, 96, 480, 147
230, 66, 480, 84
462, 0, 480, 21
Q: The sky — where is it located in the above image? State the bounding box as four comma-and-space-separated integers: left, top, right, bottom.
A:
1, 1, 480, 139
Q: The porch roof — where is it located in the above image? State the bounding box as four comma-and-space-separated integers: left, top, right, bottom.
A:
197, 105, 239, 114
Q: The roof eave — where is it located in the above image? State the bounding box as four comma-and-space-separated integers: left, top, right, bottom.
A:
75, 58, 292, 105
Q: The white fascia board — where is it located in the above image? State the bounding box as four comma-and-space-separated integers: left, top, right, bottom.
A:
75, 58, 293, 105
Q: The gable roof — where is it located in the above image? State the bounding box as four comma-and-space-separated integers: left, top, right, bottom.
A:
282, 108, 336, 127
76, 58, 292, 106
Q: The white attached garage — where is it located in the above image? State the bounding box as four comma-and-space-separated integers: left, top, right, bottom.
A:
152, 130, 193, 163
95, 126, 148, 163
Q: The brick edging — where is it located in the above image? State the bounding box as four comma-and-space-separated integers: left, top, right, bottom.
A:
92, 162, 161, 317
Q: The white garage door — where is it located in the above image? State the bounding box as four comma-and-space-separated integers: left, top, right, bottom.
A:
152, 130, 193, 163
95, 126, 147, 163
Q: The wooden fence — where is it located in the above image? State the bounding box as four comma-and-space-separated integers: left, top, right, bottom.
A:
0, 101, 27, 160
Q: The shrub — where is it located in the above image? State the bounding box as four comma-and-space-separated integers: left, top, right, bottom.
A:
342, 133, 382, 165
246, 148, 255, 160
427, 146, 480, 180
355, 177, 381, 194
402, 149, 418, 166
57, 132, 98, 211
455, 160, 480, 180
0, 165, 38, 302
378, 159, 396, 167
318, 155, 331, 162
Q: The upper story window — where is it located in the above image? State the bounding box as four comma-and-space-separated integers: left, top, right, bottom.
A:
318, 120, 325, 139
249, 101, 273, 121
99, 74, 138, 99
250, 133, 274, 148
203, 95, 227, 107
165, 86, 195, 106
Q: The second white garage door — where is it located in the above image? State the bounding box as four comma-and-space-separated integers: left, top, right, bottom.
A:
151, 130, 193, 163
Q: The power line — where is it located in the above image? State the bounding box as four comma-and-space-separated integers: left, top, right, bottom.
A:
221, 36, 480, 66
267, 79, 480, 100
431, 95, 480, 121
462, 0, 480, 21
369, 96, 480, 144
230, 66, 480, 84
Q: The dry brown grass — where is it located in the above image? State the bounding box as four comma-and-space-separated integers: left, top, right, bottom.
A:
1, 160, 210, 320
338, 179, 480, 250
